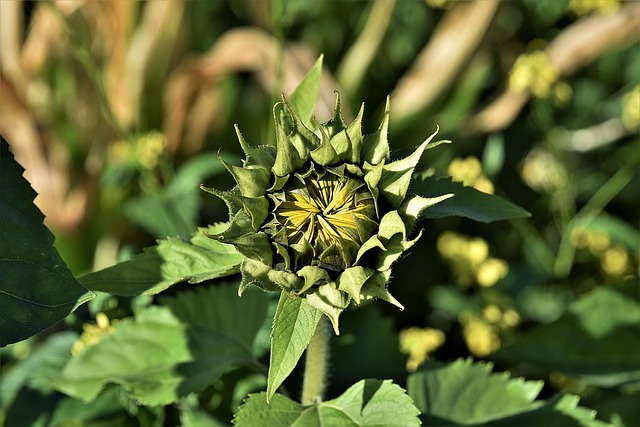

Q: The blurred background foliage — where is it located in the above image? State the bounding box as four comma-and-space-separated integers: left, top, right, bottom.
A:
1, 0, 638, 425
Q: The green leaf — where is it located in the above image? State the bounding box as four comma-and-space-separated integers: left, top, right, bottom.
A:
233, 392, 303, 427
379, 129, 440, 208
412, 176, 531, 223
289, 55, 324, 126
123, 152, 227, 239
79, 223, 244, 296
408, 359, 543, 425
234, 379, 421, 426
495, 283, 640, 386
267, 292, 322, 402
484, 394, 610, 427
361, 96, 391, 165
1, 332, 77, 409
408, 359, 604, 426
0, 139, 93, 346
53, 284, 270, 406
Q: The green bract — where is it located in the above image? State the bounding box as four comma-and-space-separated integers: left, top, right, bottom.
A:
202, 94, 452, 333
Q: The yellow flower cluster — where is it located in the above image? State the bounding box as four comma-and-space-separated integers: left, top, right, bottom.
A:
508, 50, 572, 104
569, 0, 621, 16
71, 313, 116, 356
460, 304, 520, 357
437, 231, 509, 288
447, 156, 494, 194
570, 228, 634, 277
399, 327, 446, 372
108, 131, 167, 170
520, 147, 568, 194
622, 84, 640, 132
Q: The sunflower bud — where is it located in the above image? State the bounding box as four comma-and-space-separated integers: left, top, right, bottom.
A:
202, 94, 451, 333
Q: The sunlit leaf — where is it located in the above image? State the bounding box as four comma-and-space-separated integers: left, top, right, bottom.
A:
234, 379, 420, 426
0, 139, 93, 346
79, 223, 244, 296
53, 284, 270, 406
411, 175, 530, 222
408, 358, 605, 426
267, 292, 322, 402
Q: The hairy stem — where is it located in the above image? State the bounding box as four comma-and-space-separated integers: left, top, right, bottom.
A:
301, 317, 330, 406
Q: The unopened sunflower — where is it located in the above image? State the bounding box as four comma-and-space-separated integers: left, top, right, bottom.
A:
202, 94, 452, 333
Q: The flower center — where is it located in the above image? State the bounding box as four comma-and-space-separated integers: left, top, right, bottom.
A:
275, 172, 372, 247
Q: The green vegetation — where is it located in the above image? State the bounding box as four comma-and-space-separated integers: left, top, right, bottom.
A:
1, 1, 638, 425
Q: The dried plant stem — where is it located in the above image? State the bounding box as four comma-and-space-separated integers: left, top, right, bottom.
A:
301, 317, 330, 406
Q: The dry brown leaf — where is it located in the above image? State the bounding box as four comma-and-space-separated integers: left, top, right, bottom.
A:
163, 27, 341, 158
111, 0, 185, 129
391, 0, 500, 125
470, 2, 640, 135
0, 76, 88, 233
1, 1, 27, 92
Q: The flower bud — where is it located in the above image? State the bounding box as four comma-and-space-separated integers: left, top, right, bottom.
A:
202, 94, 451, 333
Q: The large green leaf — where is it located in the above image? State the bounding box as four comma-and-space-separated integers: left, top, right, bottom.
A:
234, 379, 420, 426
407, 359, 604, 426
79, 223, 244, 296
0, 139, 92, 346
408, 359, 542, 425
267, 292, 322, 402
411, 175, 530, 223
123, 152, 228, 240
484, 394, 609, 427
495, 283, 640, 386
53, 284, 270, 406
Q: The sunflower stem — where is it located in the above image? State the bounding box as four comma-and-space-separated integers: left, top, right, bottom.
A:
301, 317, 330, 406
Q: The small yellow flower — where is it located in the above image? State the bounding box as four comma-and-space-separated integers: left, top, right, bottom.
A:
508, 50, 571, 103
71, 313, 116, 356
476, 258, 509, 287
136, 131, 166, 170
520, 147, 568, 193
601, 246, 629, 276
460, 313, 500, 357
438, 232, 508, 288
399, 327, 446, 372
448, 156, 494, 194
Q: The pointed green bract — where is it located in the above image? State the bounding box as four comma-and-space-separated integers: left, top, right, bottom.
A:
289, 54, 324, 126
379, 127, 441, 208
361, 96, 391, 165
235, 125, 276, 169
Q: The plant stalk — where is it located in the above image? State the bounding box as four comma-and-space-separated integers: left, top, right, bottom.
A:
301, 317, 330, 406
